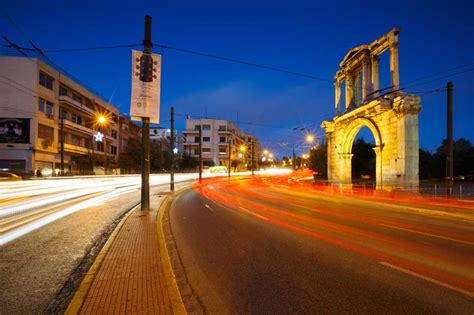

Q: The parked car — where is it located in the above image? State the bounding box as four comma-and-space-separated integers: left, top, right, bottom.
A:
0, 171, 22, 181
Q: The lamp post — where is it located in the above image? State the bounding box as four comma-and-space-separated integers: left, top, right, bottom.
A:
97, 115, 107, 175
239, 145, 246, 172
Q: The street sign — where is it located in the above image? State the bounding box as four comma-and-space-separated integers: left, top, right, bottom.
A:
130, 50, 161, 123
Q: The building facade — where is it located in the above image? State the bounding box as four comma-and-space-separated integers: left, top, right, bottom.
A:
182, 118, 261, 170
0, 56, 120, 176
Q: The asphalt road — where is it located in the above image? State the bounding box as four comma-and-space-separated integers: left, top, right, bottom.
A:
169, 175, 474, 314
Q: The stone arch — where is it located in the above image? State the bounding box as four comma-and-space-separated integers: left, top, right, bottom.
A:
322, 28, 421, 191
342, 117, 382, 154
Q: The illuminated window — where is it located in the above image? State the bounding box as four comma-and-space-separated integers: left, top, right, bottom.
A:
202, 125, 211, 131
202, 148, 211, 153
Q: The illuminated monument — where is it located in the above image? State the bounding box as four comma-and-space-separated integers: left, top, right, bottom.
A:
321, 28, 421, 190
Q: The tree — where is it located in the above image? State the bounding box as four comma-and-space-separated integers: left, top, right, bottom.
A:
119, 138, 141, 173
419, 148, 434, 179
308, 143, 327, 179
431, 138, 474, 178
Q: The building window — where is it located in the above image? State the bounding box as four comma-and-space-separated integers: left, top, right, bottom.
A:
97, 142, 104, 152
219, 137, 226, 143
71, 134, 82, 146
194, 136, 199, 143
218, 125, 227, 131
194, 148, 199, 155
71, 113, 82, 125
194, 125, 201, 131
59, 85, 69, 96
111, 130, 117, 139
219, 147, 227, 154
203, 137, 210, 142
39, 72, 53, 90
111, 145, 117, 155
72, 92, 83, 104
202, 124, 211, 131
85, 138, 92, 149
202, 148, 211, 153
38, 98, 54, 116
38, 124, 54, 141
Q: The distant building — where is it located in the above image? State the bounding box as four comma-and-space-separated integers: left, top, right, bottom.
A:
0, 56, 120, 176
182, 118, 261, 170
150, 126, 184, 154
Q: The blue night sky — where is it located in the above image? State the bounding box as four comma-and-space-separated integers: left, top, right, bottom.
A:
1, 0, 473, 157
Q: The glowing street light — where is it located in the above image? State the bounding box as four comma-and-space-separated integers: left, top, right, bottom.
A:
269, 153, 274, 159
263, 149, 269, 155
306, 134, 315, 143
97, 115, 108, 175
239, 145, 247, 152
97, 115, 107, 124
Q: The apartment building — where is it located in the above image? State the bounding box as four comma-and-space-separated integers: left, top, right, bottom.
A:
182, 118, 261, 170
0, 56, 120, 176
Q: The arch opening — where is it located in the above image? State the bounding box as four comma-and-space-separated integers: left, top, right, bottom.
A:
351, 127, 376, 186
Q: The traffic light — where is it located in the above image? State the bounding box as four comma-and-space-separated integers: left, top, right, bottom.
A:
137, 53, 158, 83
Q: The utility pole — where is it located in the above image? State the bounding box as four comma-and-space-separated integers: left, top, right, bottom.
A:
251, 141, 255, 176
292, 149, 296, 171
141, 15, 152, 211
198, 125, 202, 183
446, 82, 454, 197
228, 140, 231, 178
60, 110, 64, 176
170, 106, 175, 192
103, 127, 107, 175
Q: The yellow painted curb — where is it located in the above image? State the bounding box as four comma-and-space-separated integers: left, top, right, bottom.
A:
157, 190, 189, 315
65, 205, 137, 315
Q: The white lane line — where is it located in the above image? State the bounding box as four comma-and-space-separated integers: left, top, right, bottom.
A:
204, 204, 214, 212
379, 262, 474, 298
380, 224, 474, 246
239, 207, 269, 221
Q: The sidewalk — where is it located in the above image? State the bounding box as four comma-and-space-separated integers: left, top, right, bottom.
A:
67, 194, 184, 314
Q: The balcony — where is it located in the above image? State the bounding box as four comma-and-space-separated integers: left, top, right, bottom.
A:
217, 129, 231, 134
183, 129, 200, 134
63, 119, 94, 135
59, 95, 95, 116
64, 143, 90, 154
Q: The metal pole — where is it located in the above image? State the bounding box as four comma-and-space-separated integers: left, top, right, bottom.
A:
292, 149, 296, 171
103, 127, 107, 175
251, 141, 255, 176
446, 82, 453, 197
170, 106, 175, 192
228, 140, 231, 178
198, 125, 202, 183
141, 15, 152, 211
60, 112, 64, 176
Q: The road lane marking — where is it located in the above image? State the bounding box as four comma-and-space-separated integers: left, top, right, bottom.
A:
379, 261, 474, 298
204, 204, 214, 212
379, 224, 474, 246
239, 206, 269, 221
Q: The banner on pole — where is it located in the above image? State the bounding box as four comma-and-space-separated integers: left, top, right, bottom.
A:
130, 50, 161, 123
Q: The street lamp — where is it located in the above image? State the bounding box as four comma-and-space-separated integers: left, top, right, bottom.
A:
97, 115, 108, 175
306, 134, 315, 144
263, 149, 269, 156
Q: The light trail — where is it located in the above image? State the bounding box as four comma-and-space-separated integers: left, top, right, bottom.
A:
193, 173, 474, 297
0, 170, 285, 245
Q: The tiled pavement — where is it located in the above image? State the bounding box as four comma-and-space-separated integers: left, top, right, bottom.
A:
78, 196, 173, 314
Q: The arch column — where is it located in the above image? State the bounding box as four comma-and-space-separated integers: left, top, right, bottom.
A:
338, 153, 353, 184
372, 145, 384, 190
